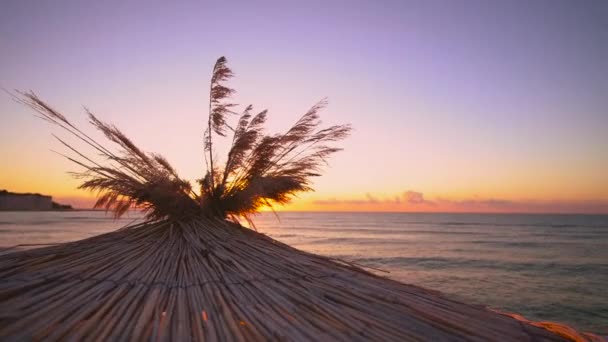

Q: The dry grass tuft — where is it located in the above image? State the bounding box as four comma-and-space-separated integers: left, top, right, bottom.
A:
13, 57, 351, 222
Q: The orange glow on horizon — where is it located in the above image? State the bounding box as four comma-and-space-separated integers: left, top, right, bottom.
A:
21, 191, 606, 214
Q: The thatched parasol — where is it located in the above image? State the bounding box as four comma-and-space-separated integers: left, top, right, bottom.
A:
1, 58, 602, 341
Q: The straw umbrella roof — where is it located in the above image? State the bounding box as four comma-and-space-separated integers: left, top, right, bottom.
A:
0, 218, 600, 341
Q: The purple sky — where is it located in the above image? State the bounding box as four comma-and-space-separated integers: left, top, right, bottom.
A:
1, 0, 607, 212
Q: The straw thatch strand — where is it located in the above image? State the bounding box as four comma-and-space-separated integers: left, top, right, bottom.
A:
0, 219, 600, 341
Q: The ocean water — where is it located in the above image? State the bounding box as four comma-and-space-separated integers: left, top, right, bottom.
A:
1, 211, 607, 334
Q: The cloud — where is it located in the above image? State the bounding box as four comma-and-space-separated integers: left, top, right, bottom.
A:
436, 197, 515, 208
313, 198, 373, 206
365, 193, 379, 203
311, 190, 608, 213
403, 191, 429, 205
313, 190, 434, 206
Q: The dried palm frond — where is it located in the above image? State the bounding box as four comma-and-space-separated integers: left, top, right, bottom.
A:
15, 56, 351, 223
209, 99, 352, 223
13, 92, 198, 220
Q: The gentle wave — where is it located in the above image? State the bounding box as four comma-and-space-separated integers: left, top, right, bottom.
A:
353, 256, 608, 274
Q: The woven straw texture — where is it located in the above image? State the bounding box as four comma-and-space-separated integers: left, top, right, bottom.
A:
0, 219, 598, 341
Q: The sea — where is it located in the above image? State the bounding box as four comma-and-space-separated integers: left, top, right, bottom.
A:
1, 211, 607, 335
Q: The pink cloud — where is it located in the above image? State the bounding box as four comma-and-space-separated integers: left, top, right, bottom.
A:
312, 190, 608, 213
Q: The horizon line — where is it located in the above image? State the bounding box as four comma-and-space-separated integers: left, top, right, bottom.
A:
4, 209, 606, 216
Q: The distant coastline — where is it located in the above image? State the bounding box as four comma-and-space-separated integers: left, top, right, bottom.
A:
0, 190, 73, 211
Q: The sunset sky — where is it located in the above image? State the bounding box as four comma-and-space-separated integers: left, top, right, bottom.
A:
1, 1, 607, 213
